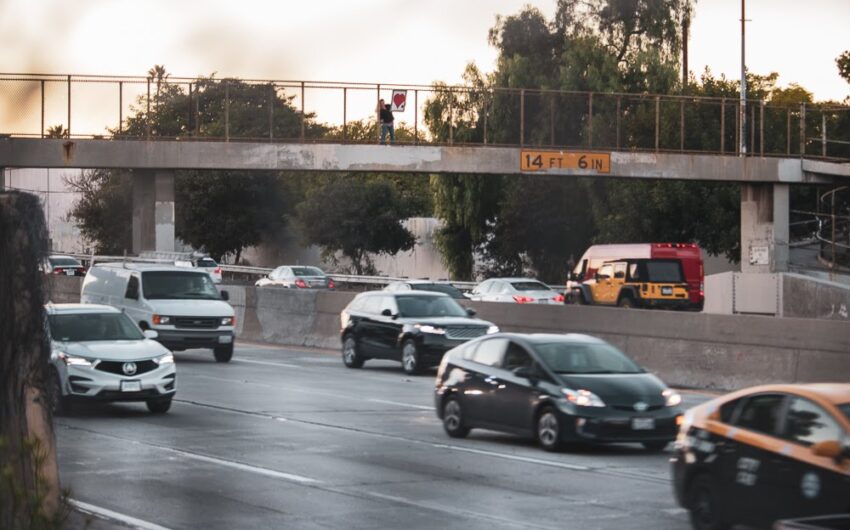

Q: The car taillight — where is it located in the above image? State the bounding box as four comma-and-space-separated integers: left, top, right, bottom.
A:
295, 278, 307, 288
328, 279, 335, 289
214, 267, 221, 274
553, 294, 565, 303
513, 295, 534, 304
52, 268, 63, 274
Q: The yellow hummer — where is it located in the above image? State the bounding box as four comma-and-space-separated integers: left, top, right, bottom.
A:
571, 259, 691, 309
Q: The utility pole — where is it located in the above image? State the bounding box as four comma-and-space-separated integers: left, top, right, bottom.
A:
740, 0, 747, 155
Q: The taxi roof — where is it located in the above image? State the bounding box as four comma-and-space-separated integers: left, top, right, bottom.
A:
728, 383, 850, 406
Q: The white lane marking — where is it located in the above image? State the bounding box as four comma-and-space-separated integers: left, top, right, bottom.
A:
69, 499, 172, 530
232, 358, 300, 369
429, 442, 590, 471
153, 444, 319, 484
367, 398, 434, 410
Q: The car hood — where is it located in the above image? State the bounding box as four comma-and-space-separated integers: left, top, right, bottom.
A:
398, 316, 494, 327
141, 299, 234, 316
53, 339, 170, 361
557, 372, 668, 407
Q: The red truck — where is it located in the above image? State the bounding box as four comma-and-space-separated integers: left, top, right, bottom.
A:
566, 243, 704, 310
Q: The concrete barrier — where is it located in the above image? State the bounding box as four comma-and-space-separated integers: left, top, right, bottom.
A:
47, 276, 850, 391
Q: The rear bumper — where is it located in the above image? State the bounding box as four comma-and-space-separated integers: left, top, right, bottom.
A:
638, 298, 691, 310
155, 329, 234, 351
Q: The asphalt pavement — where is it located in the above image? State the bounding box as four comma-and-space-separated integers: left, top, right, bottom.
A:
56, 342, 713, 530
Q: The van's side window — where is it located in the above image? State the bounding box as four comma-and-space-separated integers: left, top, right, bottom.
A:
125, 276, 140, 299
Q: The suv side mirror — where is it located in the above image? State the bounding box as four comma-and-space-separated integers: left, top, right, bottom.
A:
513, 365, 538, 384
381, 308, 393, 317
811, 440, 843, 460
220, 290, 230, 301
465, 307, 477, 316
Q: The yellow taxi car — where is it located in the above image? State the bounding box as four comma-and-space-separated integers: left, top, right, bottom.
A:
671, 384, 850, 530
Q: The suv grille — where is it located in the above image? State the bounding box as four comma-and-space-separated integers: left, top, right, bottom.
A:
96, 360, 158, 376
446, 326, 488, 340
174, 317, 218, 329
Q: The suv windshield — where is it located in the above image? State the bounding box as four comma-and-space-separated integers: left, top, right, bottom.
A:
412, 283, 464, 299
532, 341, 643, 374
396, 295, 468, 318
142, 271, 221, 300
511, 281, 551, 292
292, 267, 325, 277
49, 313, 143, 342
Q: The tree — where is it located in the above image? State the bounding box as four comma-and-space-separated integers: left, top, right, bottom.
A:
296, 178, 415, 274
837, 51, 850, 87
64, 169, 133, 254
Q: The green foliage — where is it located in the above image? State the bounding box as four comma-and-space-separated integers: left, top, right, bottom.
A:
295, 177, 416, 275
64, 169, 132, 254
0, 437, 70, 530
837, 51, 850, 87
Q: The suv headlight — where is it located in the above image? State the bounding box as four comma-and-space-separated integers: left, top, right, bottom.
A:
487, 325, 500, 334
663, 388, 682, 407
415, 324, 446, 335
154, 353, 174, 365
55, 351, 92, 367
221, 317, 235, 326
152, 314, 171, 325
562, 388, 605, 407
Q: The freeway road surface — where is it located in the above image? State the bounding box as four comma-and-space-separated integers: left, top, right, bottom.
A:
56, 343, 713, 530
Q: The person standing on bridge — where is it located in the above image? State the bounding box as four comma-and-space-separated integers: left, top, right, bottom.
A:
378, 98, 395, 145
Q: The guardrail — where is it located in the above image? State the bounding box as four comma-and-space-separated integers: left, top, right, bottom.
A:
3, 73, 849, 159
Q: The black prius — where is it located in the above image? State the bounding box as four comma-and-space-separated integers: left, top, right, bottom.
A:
434, 333, 684, 451
340, 291, 498, 374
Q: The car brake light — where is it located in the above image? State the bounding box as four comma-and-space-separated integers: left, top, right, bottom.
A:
295, 278, 307, 288
553, 294, 565, 303
53, 268, 63, 274
513, 295, 534, 304
328, 279, 335, 289
214, 267, 221, 274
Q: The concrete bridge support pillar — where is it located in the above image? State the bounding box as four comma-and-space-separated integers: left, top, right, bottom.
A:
131, 170, 175, 254
741, 183, 789, 273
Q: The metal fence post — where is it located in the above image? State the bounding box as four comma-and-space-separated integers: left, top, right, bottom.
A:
786, 108, 791, 155
67, 75, 71, 137
654, 96, 660, 152
749, 104, 755, 154
799, 103, 806, 156
187, 83, 192, 136
146, 78, 151, 138
520, 89, 524, 147
118, 81, 123, 135
734, 102, 740, 155
616, 96, 621, 150
680, 99, 685, 151
195, 83, 200, 137
483, 91, 488, 145
300, 81, 305, 141
760, 100, 765, 157
414, 89, 418, 145
588, 92, 593, 148
449, 87, 454, 145
720, 97, 726, 154
376, 83, 381, 143
40, 80, 45, 138
225, 81, 230, 142
342, 87, 347, 142
269, 83, 274, 141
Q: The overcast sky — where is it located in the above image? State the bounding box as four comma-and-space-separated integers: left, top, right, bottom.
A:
3, 0, 848, 101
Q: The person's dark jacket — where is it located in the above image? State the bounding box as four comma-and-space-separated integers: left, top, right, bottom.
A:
380, 105, 394, 124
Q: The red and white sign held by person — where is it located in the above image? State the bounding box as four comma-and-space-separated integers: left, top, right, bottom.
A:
391, 90, 407, 112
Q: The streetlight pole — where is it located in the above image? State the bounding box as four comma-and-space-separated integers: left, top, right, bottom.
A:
740, 0, 747, 155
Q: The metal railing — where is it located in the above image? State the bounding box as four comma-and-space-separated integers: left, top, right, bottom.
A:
2, 73, 849, 159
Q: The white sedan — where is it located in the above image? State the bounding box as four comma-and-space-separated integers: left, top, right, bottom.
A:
467, 278, 565, 304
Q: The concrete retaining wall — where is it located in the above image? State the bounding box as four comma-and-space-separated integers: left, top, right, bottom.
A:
47, 276, 850, 391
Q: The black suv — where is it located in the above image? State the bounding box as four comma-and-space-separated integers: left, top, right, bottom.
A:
340, 291, 498, 374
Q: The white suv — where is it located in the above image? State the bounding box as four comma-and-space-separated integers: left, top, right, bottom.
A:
47, 303, 177, 415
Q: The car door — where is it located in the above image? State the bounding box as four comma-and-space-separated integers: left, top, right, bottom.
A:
591, 264, 615, 303
461, 337, 509, 426
356, 295, 384, 356
772, 396, 850, 520
719, 393, 787, 527
487, 341, 543, 433
469, 280, 491, 301
374, 295, 403, 360
122, 274, 145, 325
490, 281, 513, 303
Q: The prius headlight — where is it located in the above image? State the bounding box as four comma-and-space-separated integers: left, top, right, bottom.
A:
663, 388, 682, 407
154, 353, 174, 365
562, 388, 605, 407
486, 325, 500, 334
55, 351, 92, 367
415, 324, 446, 335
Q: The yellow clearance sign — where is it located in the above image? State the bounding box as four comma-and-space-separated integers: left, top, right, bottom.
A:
520, 150, 611, 173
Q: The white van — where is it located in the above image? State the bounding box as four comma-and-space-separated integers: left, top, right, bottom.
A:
81, 263, 236, 362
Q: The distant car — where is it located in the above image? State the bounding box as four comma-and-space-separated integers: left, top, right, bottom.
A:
468, 278, 564, 304
255, 265, 334, 289
44, 255, 87, 276
435, 333, 683, 452
194, 256, 222, 284
340, 291, 498, 374
568, 258, 691, 309
671, 383, 850, 530
384, 280, 467, 299
46, 303, 176, 415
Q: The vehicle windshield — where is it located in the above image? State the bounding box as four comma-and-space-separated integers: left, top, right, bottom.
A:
839, 403, 850, 423
532, 341, 643, 374
396, 295, 468, 318
49, 312, 144, 342
196, 258, 218, 267
292, 267, 325, 277
50, 257, 81, 267
142, 271, 222, 300
510, 281, 552, 292
412, 283, 464, 299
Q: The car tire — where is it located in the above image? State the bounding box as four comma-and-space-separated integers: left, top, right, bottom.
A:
641, 441, 669, 452
214, 344, 234, 363
577, 292, 588, 305
442, 397, 470, 438
617, 296, 634, 308
342, 335, 365, 368
536, 407, 563, 452
146, 397, 172, 414
50, 371, 72, 417
401, 339, 422, 375
687, 474, 731, 530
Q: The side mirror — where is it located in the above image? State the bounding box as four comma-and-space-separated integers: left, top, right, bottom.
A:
220, 290, 230, 301
465, 307, 477, 316
811, 440, 843, 460
513, 366, 538, 384
143, 329, 159, 340
381, 308, 393, 317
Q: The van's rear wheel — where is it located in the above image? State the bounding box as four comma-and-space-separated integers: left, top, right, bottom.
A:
214, 344, 234, 363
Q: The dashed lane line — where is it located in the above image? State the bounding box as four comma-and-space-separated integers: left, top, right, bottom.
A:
69, 499, 172, 530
